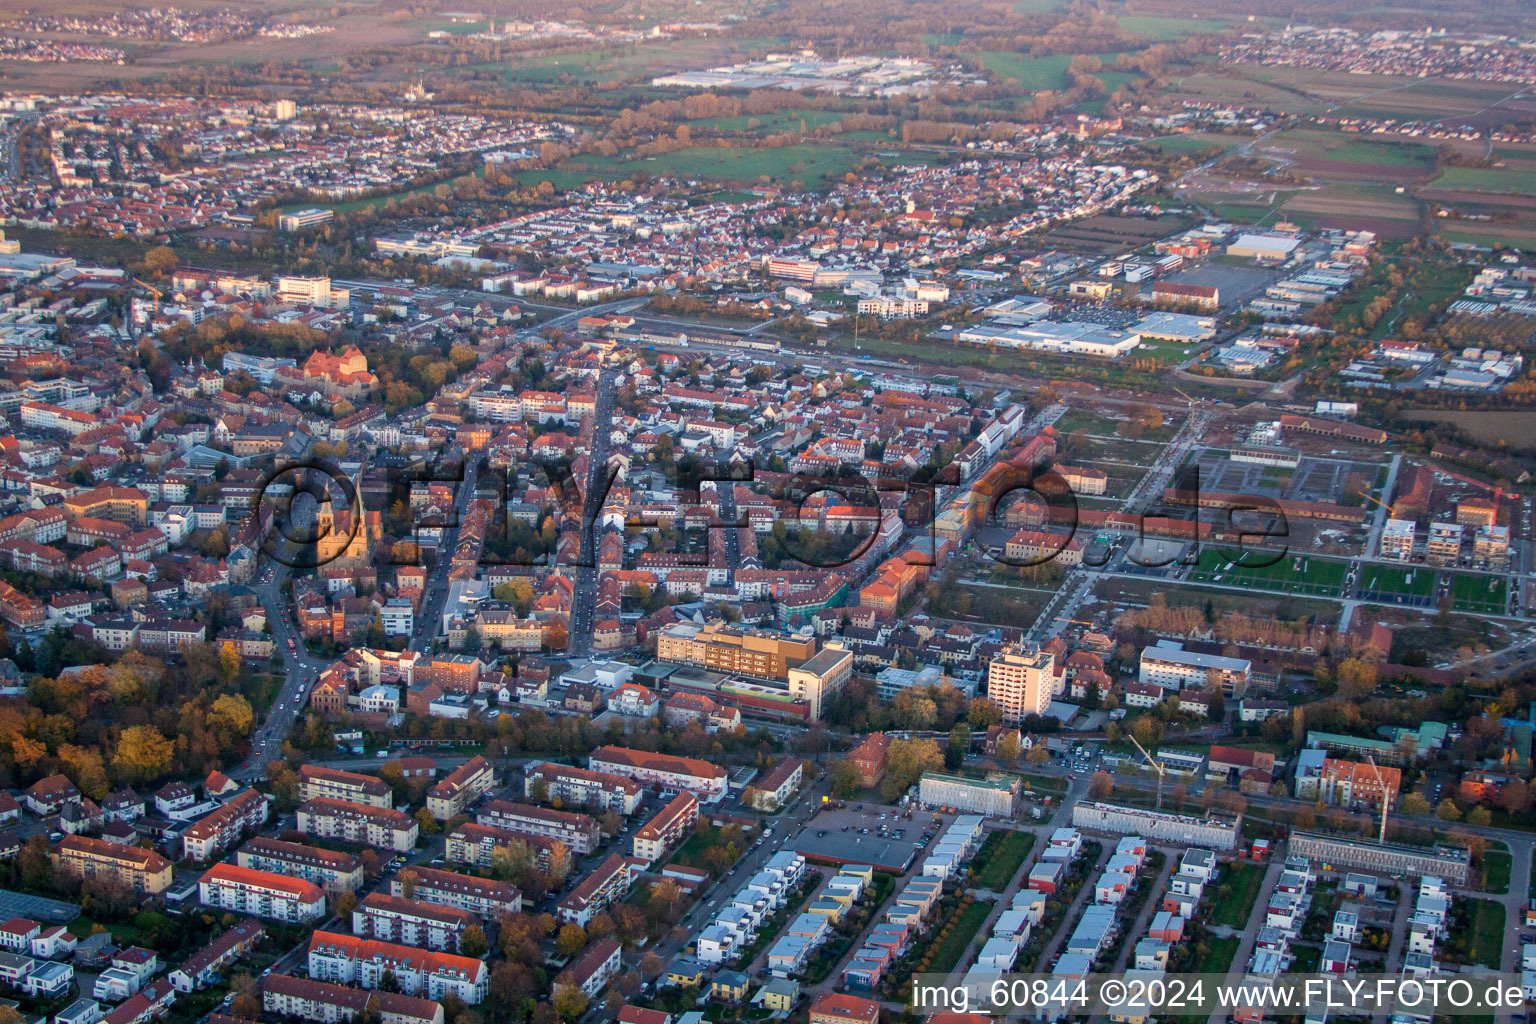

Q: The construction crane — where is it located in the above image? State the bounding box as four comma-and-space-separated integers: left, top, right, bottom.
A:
131, 277, 162, 313
1365, 755, 1391, 844
1127, 732, 1165, 810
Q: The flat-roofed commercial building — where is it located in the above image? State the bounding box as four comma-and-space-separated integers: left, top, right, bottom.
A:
1071, 802, 1239, 850
656, 621, 816, 679
1288, 830, 1468, 885
917, 771, 1019, 818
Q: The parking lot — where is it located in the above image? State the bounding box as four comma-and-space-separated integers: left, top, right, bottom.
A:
791, 804, 952, 872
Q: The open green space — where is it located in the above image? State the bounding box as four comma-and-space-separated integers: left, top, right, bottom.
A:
928, 899, 993, 974
1117, 15, 1232, 39
978, 52, 1076, 89
1452, 573, 1508, 615
1432, 166, 1536, 195
1481, 850, 1512, 894
1360, 565, 1436, 598
688, 109, 844, 133
1189, 551, 1349, 597
1210, 861, 1266, 928
971, 830, 1036, 890
1320, 140, 1436, 167
1146, 133, 1240, 154
572, 143, 870, 186
1457, 897, 1507, 969
1268, 129, 1438, 169
1194, 935, 1241, 975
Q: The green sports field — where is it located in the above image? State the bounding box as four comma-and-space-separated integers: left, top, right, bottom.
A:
1189, 551, 1349, 597
1451, 573, 1508, 614
1360, 565, 1436, 599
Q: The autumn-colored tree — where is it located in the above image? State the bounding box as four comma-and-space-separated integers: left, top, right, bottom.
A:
1088, 770, 1114, 799
829, 758, 861, 798
226, 974, 260, 1019
967, 697, 1003, 729
554, 923, 587, 958
112, 725, 174, 784
459, 924, 489, 958
551, 987, 587, 1021
1435, 798, 1462, 822
1024, 743, 1049, 765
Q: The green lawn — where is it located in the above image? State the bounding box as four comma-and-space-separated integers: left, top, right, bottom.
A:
1322, 141, 1437, 167
1452, 573, 1508, 614
1432, 166, 1536, 196
1210, 862, 1266, 928
1196, 934, 1242, 974
978, 52, 1075, 90
971, 830, 1037, 890
928, 899, 993, 974
1482, 850, 1512, 894
1190, 551, 1349, 597
1462, 897, 1507, 968
1360, 565, 1436, 598
1147, 133, 1240, 154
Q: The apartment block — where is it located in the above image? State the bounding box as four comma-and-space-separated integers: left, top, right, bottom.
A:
297, 798, 419, 852
299, 765, 393, 809
632, 793, 699, 865
987, 644, 1056, 722
588, 745, 728, 803
426, 756, 495, 821
390, 867, 522, 919
557, 853, 633, 926
52, 836, 172, 894
523, 762, 643, 815
1138, 640, 1250, 696
306, 932, 488, 1005
182, 790, 270, 861
198, 864, 326, 923
353, 893, 476, 953
475, 800, 601, 855
237, 838, 364, 895
262, 975, 444, 1024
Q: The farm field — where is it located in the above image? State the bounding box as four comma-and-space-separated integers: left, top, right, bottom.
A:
1398, 410, 1536, 451
1429, 166, 1536, 195
570, 143, 868, 186
1117, 15, 1233, 39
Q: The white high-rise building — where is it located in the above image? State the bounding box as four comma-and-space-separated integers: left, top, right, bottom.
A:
987, 644, 1056, 723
